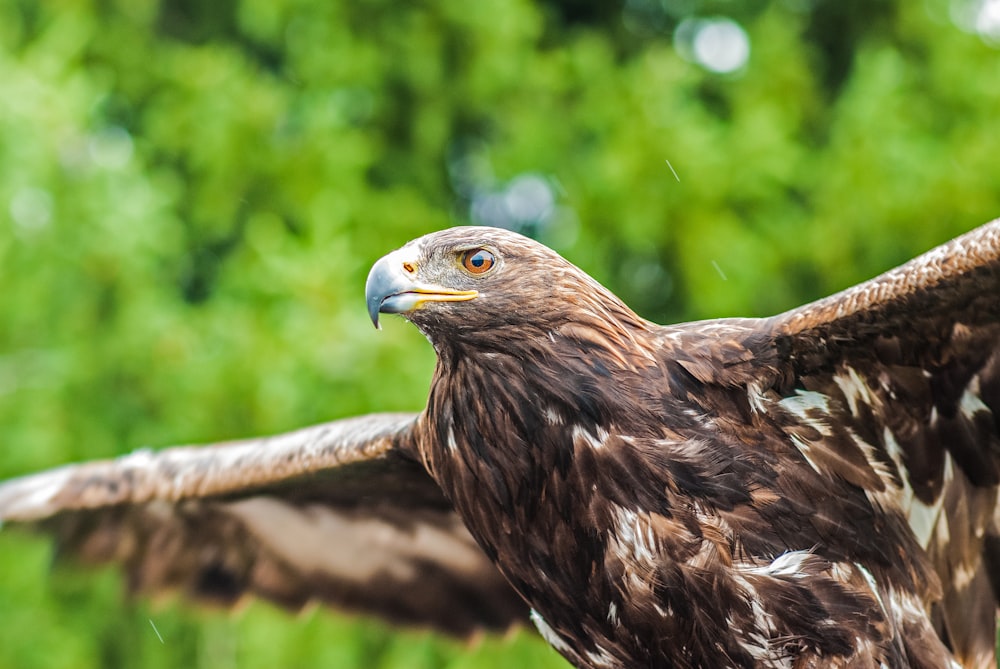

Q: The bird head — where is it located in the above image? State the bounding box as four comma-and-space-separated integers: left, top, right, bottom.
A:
365, 226, 645, 345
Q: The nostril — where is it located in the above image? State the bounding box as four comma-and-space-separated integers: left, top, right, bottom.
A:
402, 261, 416, 274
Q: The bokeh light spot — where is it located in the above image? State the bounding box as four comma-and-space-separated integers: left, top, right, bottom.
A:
469, 173, 558, 237
9, 187, 53, 235
675, 17, 751, 73
951, 0, 1000, 45
87, 126, 134, 170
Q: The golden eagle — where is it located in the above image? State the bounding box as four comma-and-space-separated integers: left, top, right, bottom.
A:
2, 221, 1000, 668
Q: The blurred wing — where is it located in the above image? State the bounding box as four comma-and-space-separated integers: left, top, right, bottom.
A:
765, 220, 1000, 667
0, 413, 527, 637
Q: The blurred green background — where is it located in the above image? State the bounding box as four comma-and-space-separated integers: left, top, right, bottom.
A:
1, 0, 999, 667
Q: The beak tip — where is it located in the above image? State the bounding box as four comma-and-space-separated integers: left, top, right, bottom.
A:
365, 257, 391, 330
367, 304, 382, 330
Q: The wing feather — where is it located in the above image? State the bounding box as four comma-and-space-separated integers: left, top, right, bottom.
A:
775, 220, 1000, 341
764, 220, 1000, 668
660, 220, 1000, 667
0, 413, 527, 637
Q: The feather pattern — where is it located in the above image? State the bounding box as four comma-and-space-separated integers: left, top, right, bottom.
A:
0, 414, 527, 636
406, 223, 1000, 668
2, 220, 1000, 667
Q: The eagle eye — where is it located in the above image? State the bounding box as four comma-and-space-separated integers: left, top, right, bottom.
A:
461, 249, 496, 275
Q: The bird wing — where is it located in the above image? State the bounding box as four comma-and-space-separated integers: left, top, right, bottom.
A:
761, 220, 1000, 667
0, 412, 527, 637
660, 221, 1000, 666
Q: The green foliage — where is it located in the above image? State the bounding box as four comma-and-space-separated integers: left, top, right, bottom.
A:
1, 0, 998, 667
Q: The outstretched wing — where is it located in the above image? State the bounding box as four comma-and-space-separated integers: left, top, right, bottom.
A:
0, 413, 527, 637
763, 220, 1000, 667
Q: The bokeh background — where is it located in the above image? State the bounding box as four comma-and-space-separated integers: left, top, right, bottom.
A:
1, 0, 999, 667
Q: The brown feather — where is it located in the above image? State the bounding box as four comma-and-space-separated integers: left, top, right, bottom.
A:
3, 219, 1000, 668
0, 414, 527, 637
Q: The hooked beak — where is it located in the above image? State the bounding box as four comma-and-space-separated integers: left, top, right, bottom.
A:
365, 251, 478, 329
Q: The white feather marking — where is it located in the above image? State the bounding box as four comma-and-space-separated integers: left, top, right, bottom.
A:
907, 496, 941, 549
754, 550, 812, 578
856, 562, 878, 592
951, 560, 979, 590
624, 570, 648, 593
545, 407, 562, 426
607, 602, 619, 625
731, 573, 782, 665
787, 433, 823, 476
850, 430, 896, 485
779, 390, 833, 435
880, 427, 943, 548
572, 424, 608, 450
783, 387, 897, 489
682, 407, 709, 423
887, 587, 929, 623
853, 562, 888, 615
881, 427, 905, 478
738, 630, 780, 665
935, 511, 951, 545
959, 383, 990, 422
446, 427, 458, 452
746, 381, 768, 415
584, 646, 617, 669
832, 367, 875, 417
530, 610, 571, 653
611, 505, 659, 568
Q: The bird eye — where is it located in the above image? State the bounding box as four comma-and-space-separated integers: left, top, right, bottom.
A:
461, 249, 495, 275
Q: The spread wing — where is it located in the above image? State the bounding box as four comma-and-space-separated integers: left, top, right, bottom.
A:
660, 221, 1000, 667
0, 413, 527, 637
761, 220, 1000, 667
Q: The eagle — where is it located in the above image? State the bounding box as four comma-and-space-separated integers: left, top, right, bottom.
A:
2, 220, 1000, 669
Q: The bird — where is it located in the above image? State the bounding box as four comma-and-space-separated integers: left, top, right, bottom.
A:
2, 220, 1000, 668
